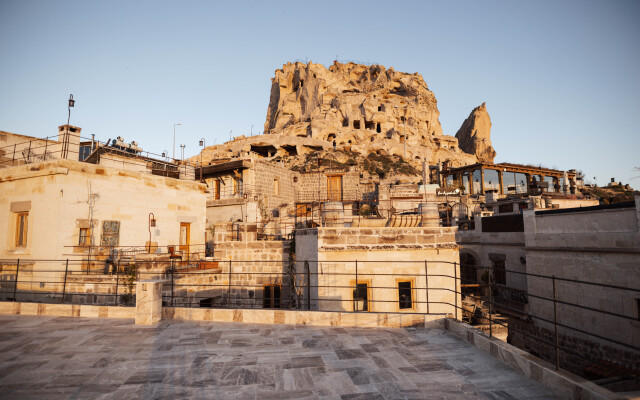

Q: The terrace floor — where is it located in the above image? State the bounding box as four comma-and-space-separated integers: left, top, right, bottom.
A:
0, 315, 560, 399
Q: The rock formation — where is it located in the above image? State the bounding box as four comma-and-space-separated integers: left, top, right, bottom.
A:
455, 103, 496, 163
196, 61, 489, 183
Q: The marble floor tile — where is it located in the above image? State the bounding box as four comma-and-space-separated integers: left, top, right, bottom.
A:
0, 314, 562, 400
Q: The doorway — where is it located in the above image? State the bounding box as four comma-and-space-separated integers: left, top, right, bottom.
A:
179, 223, 190, 259
327, 175, 343, 201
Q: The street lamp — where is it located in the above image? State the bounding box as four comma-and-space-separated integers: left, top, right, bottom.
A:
199, 138, 206, 181
180, 144, 185, 160
173, 123, 181, 160
67, 94, 75, 126
63, 94, 75, 159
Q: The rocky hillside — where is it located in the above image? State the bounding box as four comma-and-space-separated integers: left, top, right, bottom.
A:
196, 61, 494, 182
455, 102, 496, 163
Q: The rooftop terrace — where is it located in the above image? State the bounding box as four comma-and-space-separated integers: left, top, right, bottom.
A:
0, 315, 560, 399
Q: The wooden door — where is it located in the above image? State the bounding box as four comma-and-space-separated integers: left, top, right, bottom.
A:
179, 223, 190, 257
327, 175, 342, 201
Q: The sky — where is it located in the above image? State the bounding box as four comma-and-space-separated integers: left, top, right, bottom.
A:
1, 0, 639, 187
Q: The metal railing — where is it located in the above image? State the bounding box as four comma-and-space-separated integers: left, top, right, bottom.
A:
455, 262, 640, 385
0, 256, 637, 387
0, 133, 180, 170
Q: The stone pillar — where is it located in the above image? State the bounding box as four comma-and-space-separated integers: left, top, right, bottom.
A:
135, 280, 164, 325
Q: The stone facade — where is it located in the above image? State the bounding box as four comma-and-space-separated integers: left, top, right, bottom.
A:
0, 159, 207, 290
296, 226, 461, 317
456, 198, 640, 377
516, 200, 640, 375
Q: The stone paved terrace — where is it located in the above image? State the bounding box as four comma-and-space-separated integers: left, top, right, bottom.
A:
0, 315, 561, 400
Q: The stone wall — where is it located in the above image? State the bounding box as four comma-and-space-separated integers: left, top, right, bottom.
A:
0, 159, 207, 277
509, 317, 640, 378
209, 240, 292, 309
520, 203, 640, 373
251, 160, 298, 213
456, 229, 527, 292
296, 227, 460, 316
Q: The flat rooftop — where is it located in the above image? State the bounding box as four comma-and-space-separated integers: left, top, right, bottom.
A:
0, 315, 559, 399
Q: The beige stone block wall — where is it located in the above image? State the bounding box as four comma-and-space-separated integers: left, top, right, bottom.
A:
165, 241, 291, 308
522, 205, 640, 366
296, 227, 461, 317
0, 301, 135, 319
163, 306, 444, 328
0, 159, 207, 275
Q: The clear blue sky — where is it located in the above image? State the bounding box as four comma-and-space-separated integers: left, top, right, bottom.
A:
1, 1, 639, 187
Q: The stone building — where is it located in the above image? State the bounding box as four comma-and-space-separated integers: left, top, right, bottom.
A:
0, 158, 207, 299
514, 199, 640, 378
296, 226, 461, 318
456, 197, 640, 379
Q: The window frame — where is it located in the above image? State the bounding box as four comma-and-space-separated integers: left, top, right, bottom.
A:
263, 284, 281, 309
15, 212, 28, 248
351, 280, 372, 312
78, 227, 91, 246
396, 279, 415, 311
489, 253, 507, 286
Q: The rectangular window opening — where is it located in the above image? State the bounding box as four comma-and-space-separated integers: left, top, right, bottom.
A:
353, 282, 368, 311
79, 227, 90, 246
492, 259, 506, 285
263, 285, 281, 309
15, 212, 28, 248
398, 281, 413, 309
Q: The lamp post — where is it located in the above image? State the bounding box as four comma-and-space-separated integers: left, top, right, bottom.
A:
63, 94, 75, 159
199, 138, 206, 181
173, 123, 181, 160
67, 94, 75, 126
180, 144, 185, 160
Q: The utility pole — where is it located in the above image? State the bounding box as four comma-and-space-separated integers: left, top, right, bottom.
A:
173, 123, 181, 160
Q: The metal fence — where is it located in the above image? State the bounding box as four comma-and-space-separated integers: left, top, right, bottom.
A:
0, 256, 637, 387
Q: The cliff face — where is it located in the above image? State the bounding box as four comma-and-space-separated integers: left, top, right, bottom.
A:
455, 103, 496, 163
260, 61, 475, 168
197, 61, 486, 183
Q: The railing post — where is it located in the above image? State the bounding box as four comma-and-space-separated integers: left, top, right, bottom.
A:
227, 260, 232, 308
306, 261, 311, 311
489, 277, 493, 339
13, 259, 20, 302
454, 261, 458, 320
424, 260, 429, 314
355, 260, 358, 313
553, 275, 560, 370
114, 261, 119, 306
171, 259, 175, 306
61, 259, 69, 304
